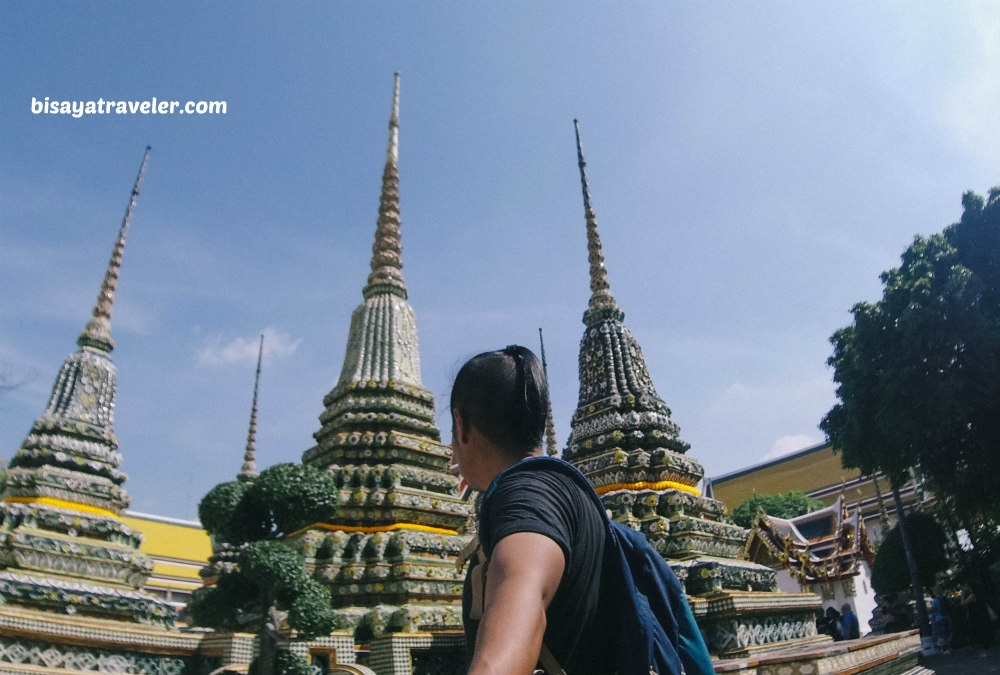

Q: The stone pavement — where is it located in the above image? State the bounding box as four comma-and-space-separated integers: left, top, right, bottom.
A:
920, 643, 1000, 675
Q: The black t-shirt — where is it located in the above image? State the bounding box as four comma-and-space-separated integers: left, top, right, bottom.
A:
463, 466, 615, 674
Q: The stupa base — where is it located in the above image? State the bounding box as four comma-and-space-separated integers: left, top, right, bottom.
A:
714, 630, 925, 675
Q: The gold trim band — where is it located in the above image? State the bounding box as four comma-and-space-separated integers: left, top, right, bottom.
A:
4, 496, 121, 520
289, 522, 459, 538
595, 480, 701, 496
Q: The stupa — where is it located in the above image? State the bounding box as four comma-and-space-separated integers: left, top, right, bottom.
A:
0, 148, 207, 673
0, 146, 174, 627
198, 333, 265, 582
564, 122, 825, 657
295, 74, 472, 657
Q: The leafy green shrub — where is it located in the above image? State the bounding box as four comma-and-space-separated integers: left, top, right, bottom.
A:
731, 490, 825, 528
276, 650, 312, 675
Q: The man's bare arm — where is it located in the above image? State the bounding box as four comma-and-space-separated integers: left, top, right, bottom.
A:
467, 532, 565, 675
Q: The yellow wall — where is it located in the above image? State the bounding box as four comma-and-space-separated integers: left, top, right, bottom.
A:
123, 513, 212, 568
123, 512, 212, 619
709, 444, 862, 513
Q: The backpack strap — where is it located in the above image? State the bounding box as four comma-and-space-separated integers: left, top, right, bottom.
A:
458, 533, 489, 620
538, 643, 568, 675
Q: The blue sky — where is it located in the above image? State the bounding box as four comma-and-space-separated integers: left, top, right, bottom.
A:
2, 2, 998, 520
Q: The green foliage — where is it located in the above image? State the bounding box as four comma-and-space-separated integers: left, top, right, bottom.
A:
233, 463, 339, 541
191, 463, 340, 673
731, 490, 825, 528
287, 578, 338, 638
871, 512, 949, 594
188, 570, 260, 631
197, 464, 337, 544
822, 187, 1000, 551
198, 480, 249, 544
239, 540, 307, 591
275, 650, 313, 675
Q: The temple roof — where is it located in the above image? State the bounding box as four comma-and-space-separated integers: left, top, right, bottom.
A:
296, 76, 472, 636
363, 71, 406, 301
744, 497, 875, 584
574, 120, 624, 327
304, 73, 445, 476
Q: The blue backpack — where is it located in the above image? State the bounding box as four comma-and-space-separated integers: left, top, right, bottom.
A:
483, 456, 715, 675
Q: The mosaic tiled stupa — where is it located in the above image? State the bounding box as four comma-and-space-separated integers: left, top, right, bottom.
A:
0, 147, 175, 629
0, 149, 214, 674
296, 74, 473, 643
564, 122, 825, 657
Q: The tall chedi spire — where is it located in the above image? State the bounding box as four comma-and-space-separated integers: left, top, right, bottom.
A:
298, 74, 472, 643
238, 335, 264, 482
565, 123, 824, 657
566, 121, 694, 478
79, 147, 150, 353
0, 147, 175, 627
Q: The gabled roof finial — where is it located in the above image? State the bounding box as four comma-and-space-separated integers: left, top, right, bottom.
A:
364, 73, 407, 300
78, 146, 151, 351
239, 334, 264, 482
573, 121, 623, 326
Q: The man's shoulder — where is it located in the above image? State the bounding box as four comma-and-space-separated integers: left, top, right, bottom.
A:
480, 459, 605, 555
490, 459, 595, 504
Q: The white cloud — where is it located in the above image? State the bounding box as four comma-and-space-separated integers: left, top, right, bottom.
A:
197, 328, 301, 367
762, 434, 822, 462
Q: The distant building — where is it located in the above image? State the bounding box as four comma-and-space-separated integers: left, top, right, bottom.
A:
121, 511, 212, 624
743, 497, 878, 635
706, 442, 932, 543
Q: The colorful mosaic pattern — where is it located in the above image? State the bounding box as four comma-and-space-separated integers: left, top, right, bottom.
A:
0, 605, 208, 674
0, 636, 188, 674
368, 632, 464, 675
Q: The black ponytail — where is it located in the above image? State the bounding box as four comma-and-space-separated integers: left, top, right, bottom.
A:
451, 345, 549, 457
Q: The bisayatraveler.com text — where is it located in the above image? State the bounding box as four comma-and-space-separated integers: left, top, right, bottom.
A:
31, 97, 227, 118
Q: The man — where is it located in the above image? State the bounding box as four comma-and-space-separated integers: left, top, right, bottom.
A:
451, 346, 614, 675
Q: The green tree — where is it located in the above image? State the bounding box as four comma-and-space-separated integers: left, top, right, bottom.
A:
730, 490, 825, 528
190, 463, 339, 675
821, 187, 1000, 639
871, 512, 948, 594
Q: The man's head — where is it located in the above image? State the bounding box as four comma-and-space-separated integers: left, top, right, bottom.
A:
450, 345, 549, 488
